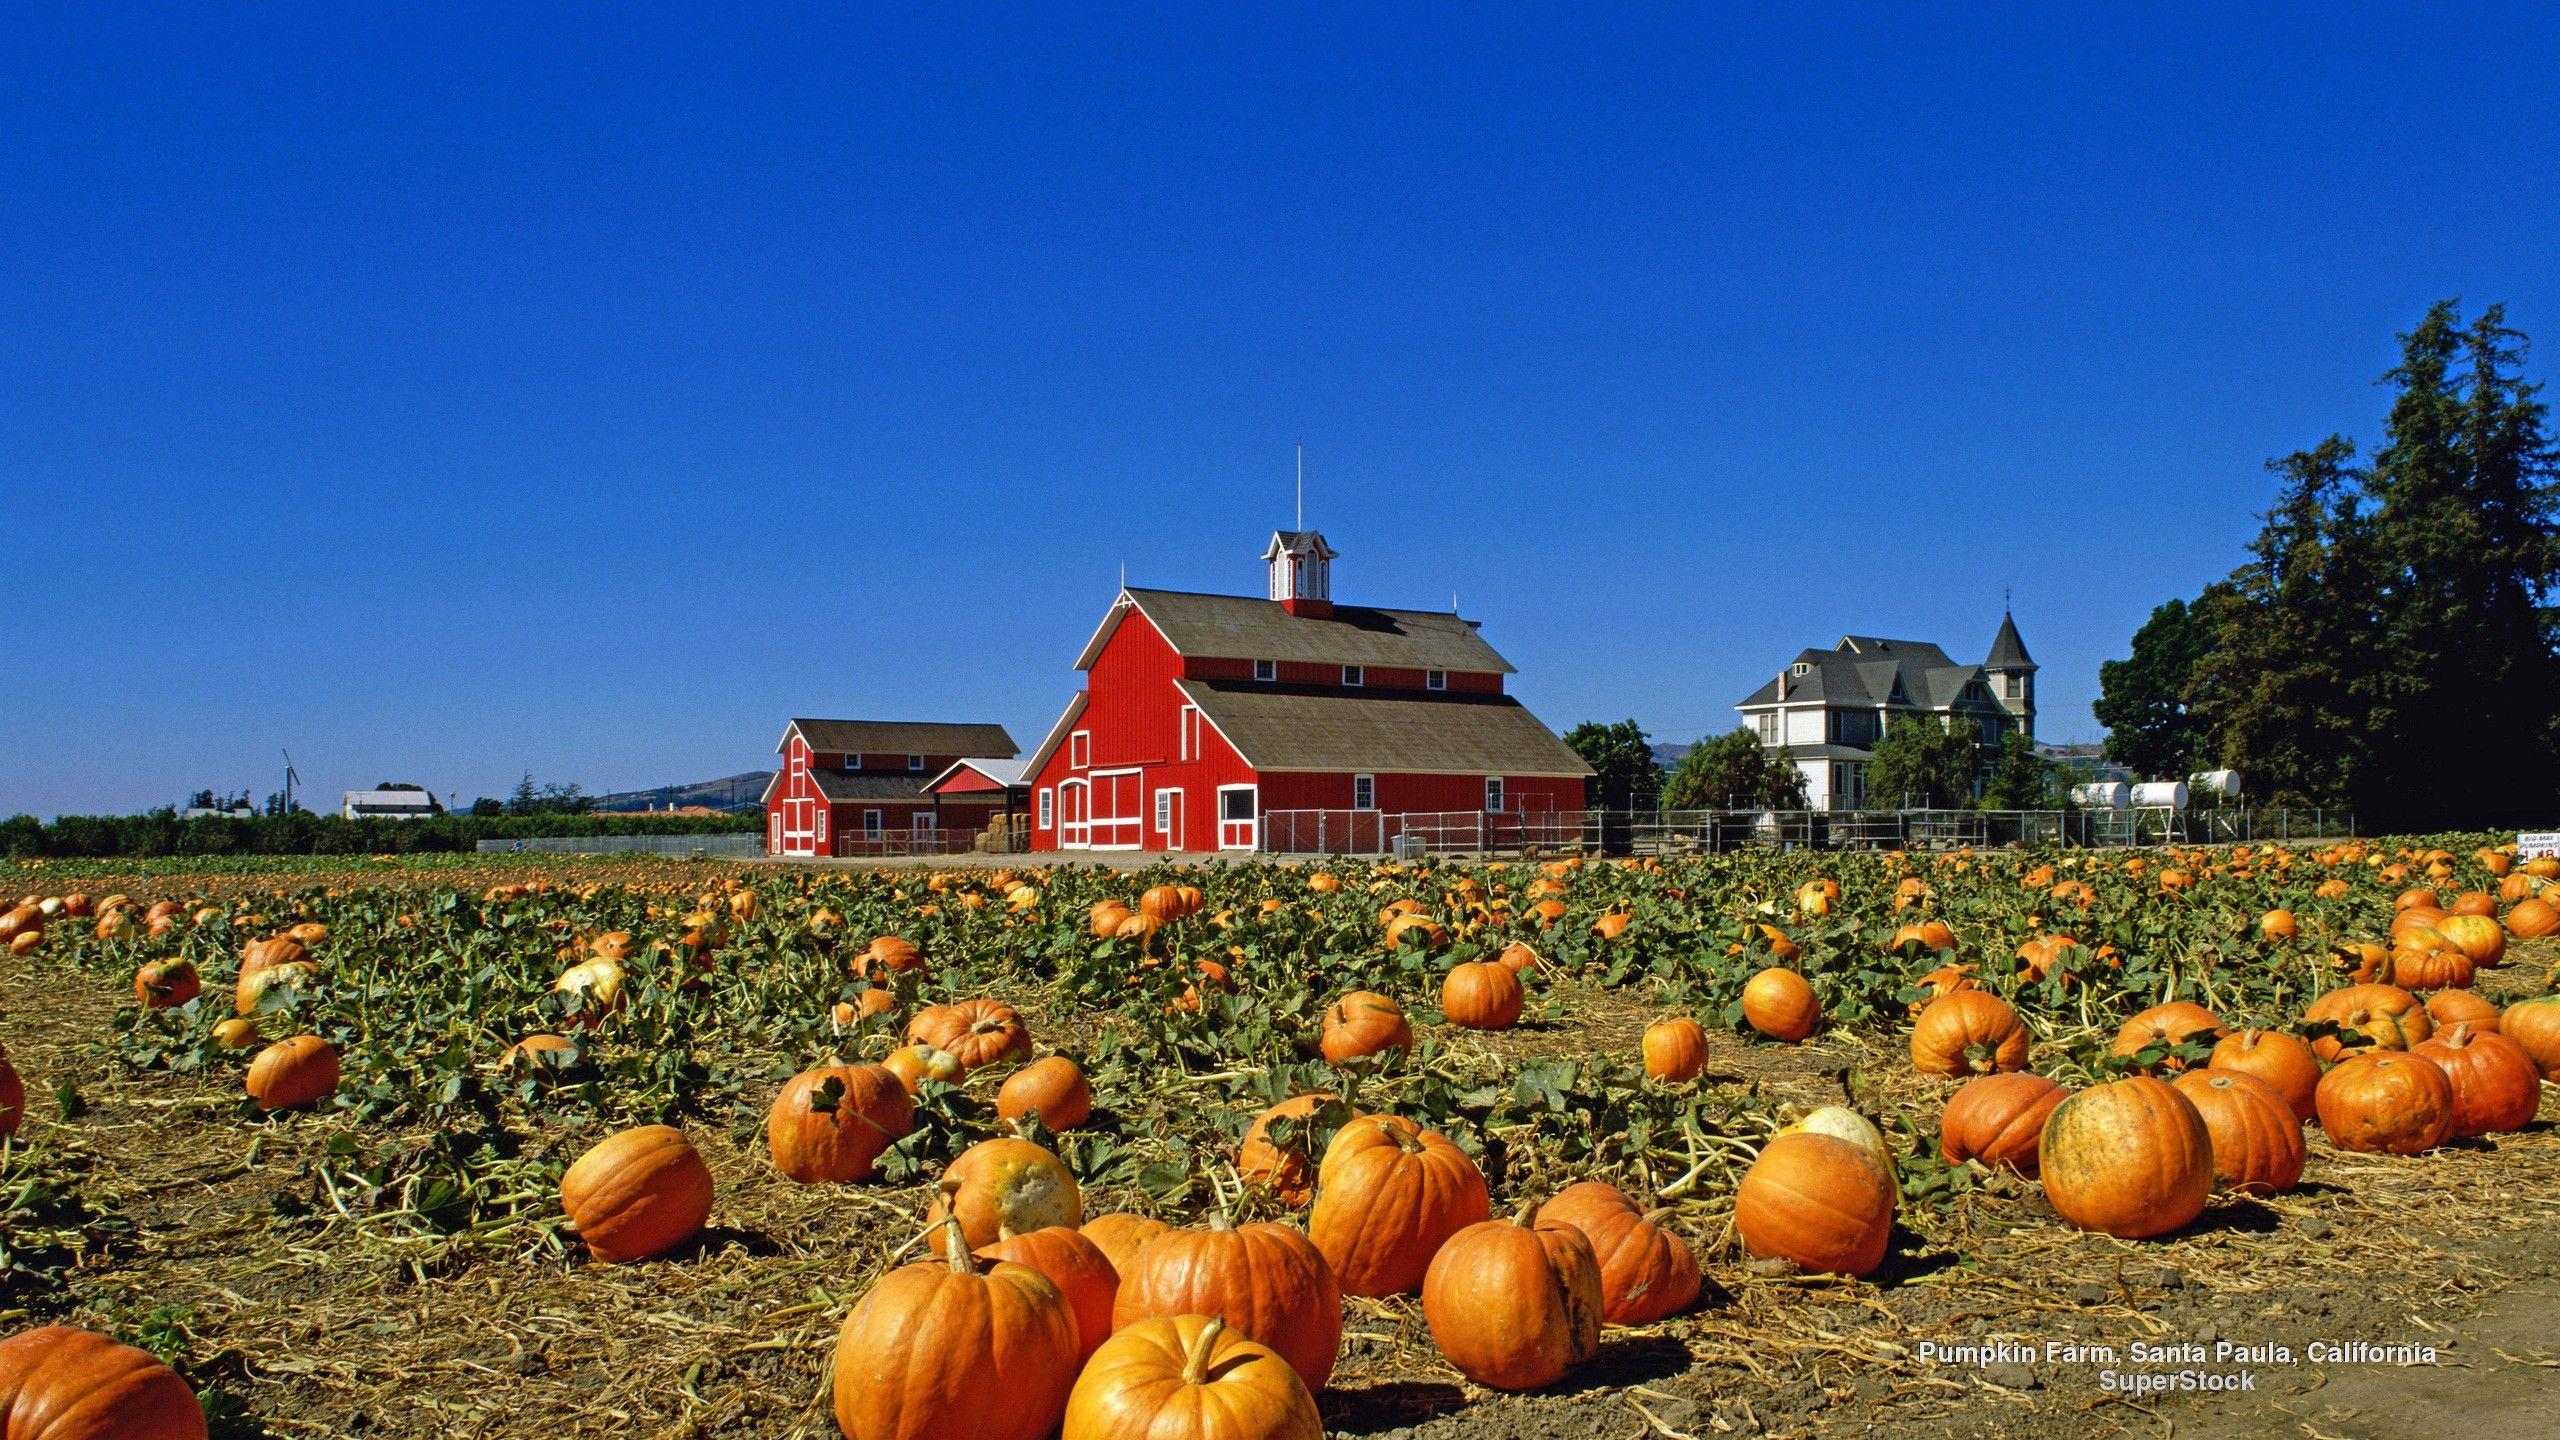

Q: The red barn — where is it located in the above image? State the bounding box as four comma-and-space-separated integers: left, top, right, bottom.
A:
762, 719, 1019, 857
1024, 530, 1591, 853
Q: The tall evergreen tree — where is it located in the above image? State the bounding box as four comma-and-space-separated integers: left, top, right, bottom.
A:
2093, 598, 2213, 779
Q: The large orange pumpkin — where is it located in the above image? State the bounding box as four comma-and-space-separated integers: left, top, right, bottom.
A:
1421, 1209, 1603, 1391
928, 1138, 1082, 1254
2433, 913, 2507, 968
1307, 1114, 1490, 1297
2411, 1025, 2542, 1137
2107, 1002, 2224, 1072
1937, 1072, 2068, 1175
2502, 896, 2558, 939
977, 1225, 1120, 1365
906, 1000, 1031, 1071
2171, 1070, 2305, 1195
2303, 984, 2432, 1062
881, 1043, 964, 1093
134, 960, 200, 1010
2204, 1030, 2323, 1123
0, 1324, 206, 1440
1111, 1211, 1342, 1394
1440, 962, 1523, 1031
997, 1057, 1095, 1131
560, 1125, 715, 1263
2501, 995, 2560, 1078
1910, 990, 2031, 1077
2315, 1053, 2454, 1154
1641, 1017, 1708, 1082
1079, 1213, 1171, 1275
1063, 1316, 1321, 1440
835, 1219, 1080, 1440
1237, 1094, 1336, 1206
2038, 1077, 2212, 1239
1534, 1182, 1699, 1325
1734, 1132, 1894, 1277
1318, 992, 1412, 1063
766, 1063, 913, 1183
2424, 989, 2502, 1036
1741, 968, 1820, 1043
244, 1035, 339, 1111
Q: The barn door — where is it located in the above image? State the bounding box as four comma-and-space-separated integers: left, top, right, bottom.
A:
1155, 787, 1182, 850
1090, 769, 1142, 848
1217, 785, 1257, 850
1058, 780, 1089, 848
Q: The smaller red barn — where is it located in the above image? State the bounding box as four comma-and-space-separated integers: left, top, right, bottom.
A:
763, 719, 1019, 857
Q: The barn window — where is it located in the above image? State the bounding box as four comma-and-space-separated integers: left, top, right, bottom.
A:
1154, 789, 1173, 834
907, 754, 925, 771
1484, 777, 1505, 813
1179, 704, 1200, 761
846, 753, 862, 770
1038, 788, 1053, 828
1070, 732, 1090, 768
1253, 660, 1276, 682
1352, 774, 1375, 811
1341, 665, 1363, 687
815, 809, 827, 840
1427, 670, 1446, 690
863, 810, 882, 836
1221, 788, 1254, 821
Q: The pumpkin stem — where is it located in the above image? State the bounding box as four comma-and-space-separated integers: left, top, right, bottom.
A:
1513, 1197, 1538, 1227
940, 1215, 974, 1274
1181, 1317, 1227, 1385
1639, 1206, 1677, 1226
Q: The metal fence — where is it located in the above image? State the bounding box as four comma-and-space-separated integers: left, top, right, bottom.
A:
476, 833, 768, 858
1257, 805, 2355, 858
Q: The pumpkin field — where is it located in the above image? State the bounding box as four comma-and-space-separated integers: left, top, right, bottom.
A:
2, 840, 2557, 1440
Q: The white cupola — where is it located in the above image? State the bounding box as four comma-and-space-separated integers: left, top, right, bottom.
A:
1263, 529, 1336, 617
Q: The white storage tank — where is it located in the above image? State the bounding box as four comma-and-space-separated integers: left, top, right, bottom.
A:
2133, 780, 2190, 809
2189, 769, 2242, 799
2071, 782, 2130, 810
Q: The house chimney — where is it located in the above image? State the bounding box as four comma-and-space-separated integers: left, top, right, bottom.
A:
1776, 668, 1789, 700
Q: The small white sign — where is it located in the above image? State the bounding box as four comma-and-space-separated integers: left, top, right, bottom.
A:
2520, 832, 2560, 858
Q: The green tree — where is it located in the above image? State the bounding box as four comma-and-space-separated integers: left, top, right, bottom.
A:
1661, 728, 1806, 810
1977, 730, 2066, 809
2093, 598, 2213, 779
1865, 716, 1981, 809
1562, 719, 1665, 810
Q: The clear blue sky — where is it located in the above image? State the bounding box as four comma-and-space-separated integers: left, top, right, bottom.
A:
7, 5, 2556, 818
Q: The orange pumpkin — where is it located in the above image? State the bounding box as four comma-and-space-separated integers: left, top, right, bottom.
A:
2303, 984, 2432, 1062
133, 959, 200, 1009
1062, 1316, 1321, 1440
1534, 1182, 1699, 1325
2424, 989, 2502, 1036
863, 935, 925, 973
2433, 913, 2507, 968
927, 1138, 1083, 1254
2316, 1052, 2454, 1154
1078, 1213, 1170, 1275
834, 1219, 1079, 1440
2505, 896, 2559, 939
1734, 1132, 1894, 1276
1910, 989, 2031, 1077
0, 1325, 206, 1440
766, 1063, 914, 1183
1641, 1017, 1708, 1082
1306, 1114, 1490, 1297
1111, 1211, 1342, 1395
1937, 1072, 2068, 1175
2500, 994, 2560, 1078
2108, 1002, 2225, 1072
2411, 1025, 2542, 1137
244, 1035, 339, 1111
2204, 1030, 2323, 1123
1421, 1208, 1603, 1391
2038, 1077, 2212, 1239
997, 1057, 1095, 1131
1440, 962, 1523, 1031
2172, 1070, 2305, 1195
560, 1125, 715, 1263
976, 1225, 1120, 1365
1237, 1094, 1336, 1206
1741, 968, 1820, 1043
906, 1000, 1032, 1071
1318, 991, 1412, 1064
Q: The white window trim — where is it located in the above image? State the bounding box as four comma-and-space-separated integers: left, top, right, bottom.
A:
846, 752, 862, 770
1154, 788, 1174, 835
1484, 776, 1506, 813
1426, 669, 1446, 691
862, 809, 882, 836
1342, 664, 1363, 687
1352, 773, 1375, 811
1037, 787, 1054, 828
913, 812, 938, 834
1084, 766, 1146, 850
1070, 731, 1090, 769
1179, 703, 1199, 761
1216, 783, 1258, 851
1252, 659, 1276, 682
907, 753, 925, 771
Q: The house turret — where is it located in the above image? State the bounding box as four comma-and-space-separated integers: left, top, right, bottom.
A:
1984, 611, 2036, 734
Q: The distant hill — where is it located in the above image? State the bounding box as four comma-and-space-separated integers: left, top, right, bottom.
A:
1652, 743, 1692, 768
593, 771, 772, 814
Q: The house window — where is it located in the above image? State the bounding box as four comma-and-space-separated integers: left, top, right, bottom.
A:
1179, 704, 1199, 761
1484, 777, 1506, 812
2004, 673, 2024, 699
1427, 670, 1446, 690
863, 810, 882, 836
1070, 731, 1090, 769
1352, 774, 1375, 811
1756, 713, 1778, 743
1792, 662, 1811, 677
1253, 660, 1276, 682
1342, 665, 1363, 687
1155, 789, 1173, 834
907, 754, 925, 771
1038, 788, 1053, 828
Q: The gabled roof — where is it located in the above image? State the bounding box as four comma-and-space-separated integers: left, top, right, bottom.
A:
811, 772, 933, 803
1019, 693, 1091, 782
1075, 589, 1515, 674
1172, 679, 1593, 777
922, 757, 1030, 792
1838, 636, 1957, 667
1986, 612, 2036, 670
780, 719, 1019, 758
1736, 646, 1996, 712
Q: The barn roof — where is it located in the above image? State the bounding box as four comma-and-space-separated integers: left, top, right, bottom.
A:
1173, 679, 1593, 777
810, 772, 934, 803
922, 757, 1031, 792
781, 720, 1019, 758
1077, 589, 1516, 674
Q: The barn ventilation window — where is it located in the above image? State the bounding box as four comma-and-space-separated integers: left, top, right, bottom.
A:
1342, 665, 1363, 687
1253, 660, 1276, 682
1353, 774, 1375, 811
907, 754, 925, 771
1484, 777, 1505, 812
1427, 670, 1446, 690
